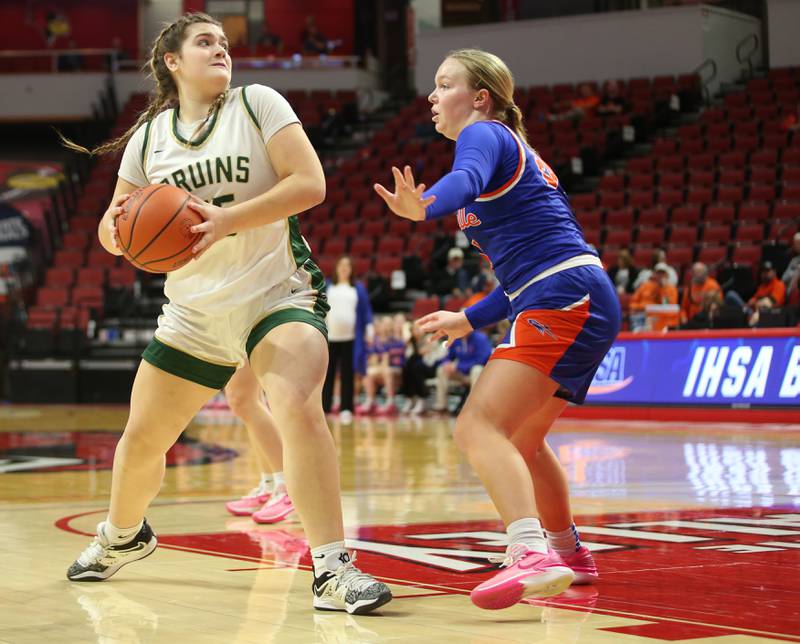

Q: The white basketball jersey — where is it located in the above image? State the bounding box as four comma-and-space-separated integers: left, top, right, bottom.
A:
118, 84, 309, 314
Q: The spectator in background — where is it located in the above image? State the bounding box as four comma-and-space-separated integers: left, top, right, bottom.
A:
633, 248, 677, 290
432, 247, 470, 298
549, 82, 599, 121
257, 19, 284, 54
629, 263, 677, 331
432, 328, 492, 414
748, 261, 786, 310
680, 262, 721, 325
322, 256, 373, 425
399, 322, 441, 415
57, 40, 83, 72
607, 249, 639, 295
597, 79, 628, 116
302, 15, 331, 55
681, 289, 747, 329
357, 316, 399, 415
781, 232, 800, 292
464, 259, 497, 308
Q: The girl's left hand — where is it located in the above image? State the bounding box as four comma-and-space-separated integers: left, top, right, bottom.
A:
374, 165, 436, 222
186, 199, 233, 259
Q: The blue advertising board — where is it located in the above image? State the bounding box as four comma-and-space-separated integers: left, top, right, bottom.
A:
586, 331, 800, 407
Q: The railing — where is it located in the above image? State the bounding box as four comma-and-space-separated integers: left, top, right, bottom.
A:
0, 49, 360, 74
735, 33, 759, 79
693, 58, 718, 106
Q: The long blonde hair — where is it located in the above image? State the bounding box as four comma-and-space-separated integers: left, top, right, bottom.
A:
447, 48, 528, 145
60, 12, 228, 156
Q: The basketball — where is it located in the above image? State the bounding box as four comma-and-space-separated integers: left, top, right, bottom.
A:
116, 184, 203, 273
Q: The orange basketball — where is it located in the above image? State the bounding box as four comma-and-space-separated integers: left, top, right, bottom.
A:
116, 184, 203, 273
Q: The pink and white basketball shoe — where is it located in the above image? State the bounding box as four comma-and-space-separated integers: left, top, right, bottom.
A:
559, 546, 599, 585
471, 545, 574, 610
252, 492, 295, 524
225, 487, 271, 516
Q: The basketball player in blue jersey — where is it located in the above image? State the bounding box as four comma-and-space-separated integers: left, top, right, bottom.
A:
375, 49, 621, 610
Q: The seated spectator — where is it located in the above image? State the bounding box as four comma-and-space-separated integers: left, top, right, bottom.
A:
356, 316, 397, 415
257, 19, 284, 54
629, 263, 678, 331
302, 15, 332, 55
680, 262, 721, 325
549, 83, 599, 121
781, 232, 800, 292
748, 261, 786, 309
597, 79, 629, 116
399, 323, 444, 415
432, 247, 470, 298
780, 102, 800, 133
633, 248, 678, 290
681, 290, 746, 329
607, 249, 639, 295
433, 329, 492, 414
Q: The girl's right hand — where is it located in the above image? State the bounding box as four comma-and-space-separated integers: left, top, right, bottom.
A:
103, 193, 130, 253
416, 310, 472, 346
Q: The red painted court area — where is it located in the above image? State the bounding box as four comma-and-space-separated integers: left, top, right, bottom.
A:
57, 505, 800, 642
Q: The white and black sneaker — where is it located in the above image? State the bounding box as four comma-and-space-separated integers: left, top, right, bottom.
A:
67, 520, 158, 581
312, 554, 392, 615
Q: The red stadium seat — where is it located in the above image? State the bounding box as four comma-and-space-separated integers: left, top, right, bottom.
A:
716, 185, 744, 203
638, 206, 668, 227
374, 256, 402, 276
748, 184, 776, 202
697, 245, 728, 266
628, 173, 654, 190
718, 168, 745, 185
350, 238, 375, 257
657, 189, 684, 208
605, 208, 635, 228
322, 237, 346, 257
599, 191, 625, 209
54, 249, 84, 269
72, 286, 104, 309
576, 209, 603, 229
45, 267, 75, 288
670, 205, 701, 226
411, 296, 439, 319
627, 190, 654, 208
669, 225, 697, 245
377, 237, 404, 256
76, 267, 105, 286
637, 227, 665, 246
700, 223, 730, 244
688, 170, 714, 187
659, 172, 685, 190
735, 224, 765, 243
362, 220, 385, 238
604, 228, 632, 248
704, 204, 736, 224
731, 244, 762, 267
738, 202, 770, 223
37, 287, 69, 309
687, 187, 713, 206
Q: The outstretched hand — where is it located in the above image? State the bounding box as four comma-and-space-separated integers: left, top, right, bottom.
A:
374, 165, 436, 222
416, 310, 472, 346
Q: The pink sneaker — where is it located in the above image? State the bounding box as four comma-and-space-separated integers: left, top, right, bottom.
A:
225, 490, 271, 516
252, 493, 295, 524
471, 546, 574, 610
559, 546, 598, 585
376, 402, 398, 416
355, 402, 375, 416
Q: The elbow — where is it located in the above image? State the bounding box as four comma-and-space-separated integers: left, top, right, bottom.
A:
307, 176, 326, 209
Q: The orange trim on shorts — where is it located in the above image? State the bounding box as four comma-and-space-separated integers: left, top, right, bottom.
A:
490, 299, 591, 375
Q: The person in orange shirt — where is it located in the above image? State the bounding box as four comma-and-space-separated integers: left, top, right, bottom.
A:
629, 264, 677, 330
680, 262, 721, 324
748, 261, 787, 309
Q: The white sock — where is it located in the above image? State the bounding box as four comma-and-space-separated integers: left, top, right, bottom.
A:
546, 524, 581, 558
272, 471, 286, 494
258, 472, 274, 494
101, 519, 143, 545
507, 517, 547, 554
311, 541, 350, 576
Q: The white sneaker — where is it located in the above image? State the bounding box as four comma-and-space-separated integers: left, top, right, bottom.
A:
67, 520, 157, 581
339, 410, 353, 424
312, 554, 392, 614
410, 398, 425, 415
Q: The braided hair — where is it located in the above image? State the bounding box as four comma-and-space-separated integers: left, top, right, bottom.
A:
60, 12, 228, 156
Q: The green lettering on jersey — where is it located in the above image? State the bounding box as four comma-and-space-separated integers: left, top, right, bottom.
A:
236, 156, 250, 183
187, 162, 206, 189
215, 156, 232, 183
171, 169, 190, 192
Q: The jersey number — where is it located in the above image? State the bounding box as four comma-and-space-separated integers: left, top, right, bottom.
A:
534, 155, 559, 190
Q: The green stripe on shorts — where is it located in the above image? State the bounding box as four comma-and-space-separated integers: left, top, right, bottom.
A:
246, 307, 328, 358
142, 338, 235, 390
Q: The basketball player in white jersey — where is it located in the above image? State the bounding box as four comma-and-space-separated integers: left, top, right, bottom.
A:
63, 12, 391, 614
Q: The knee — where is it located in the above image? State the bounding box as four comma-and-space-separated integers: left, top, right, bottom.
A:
453, 409, 487, 454
118, 424, 168, 461
227, 390, 259, 422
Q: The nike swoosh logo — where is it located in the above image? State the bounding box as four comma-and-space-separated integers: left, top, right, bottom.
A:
111, 541, 147, 554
